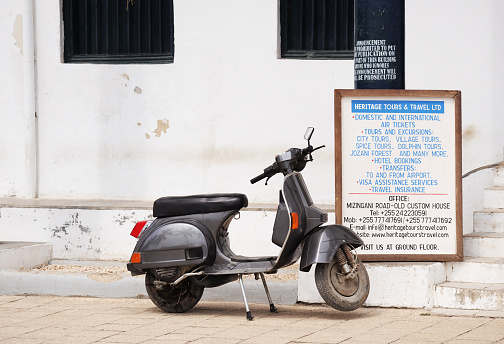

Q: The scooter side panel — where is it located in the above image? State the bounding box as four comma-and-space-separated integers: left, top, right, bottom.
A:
299, 224, 364, 272
131, 220, 214, 269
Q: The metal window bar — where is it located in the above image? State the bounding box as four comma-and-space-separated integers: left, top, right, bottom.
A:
142, 0, 151, 53
101, 1, 109, 54
90, 0, 99, 54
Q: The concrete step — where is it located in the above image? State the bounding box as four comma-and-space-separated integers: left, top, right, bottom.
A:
434, 281, 504, 311
483, 187, 504, 209
464, 232, 504, 257
446, 257, 504, 283
0, 241, 52, 270
474, 210, 504, 233
430, 307, 504, 317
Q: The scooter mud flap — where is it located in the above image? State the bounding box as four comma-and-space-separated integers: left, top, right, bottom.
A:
300, 225, 364, 272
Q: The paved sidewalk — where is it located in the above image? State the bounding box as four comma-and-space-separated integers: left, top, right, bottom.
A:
1, 295, 504, 344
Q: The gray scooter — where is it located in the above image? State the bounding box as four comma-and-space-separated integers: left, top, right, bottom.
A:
127, 128, 370, 320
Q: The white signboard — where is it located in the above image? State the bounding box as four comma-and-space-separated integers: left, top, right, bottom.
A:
335, 90, 462, 261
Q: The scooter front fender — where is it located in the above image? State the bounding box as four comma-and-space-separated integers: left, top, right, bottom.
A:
300, 225, 364, 272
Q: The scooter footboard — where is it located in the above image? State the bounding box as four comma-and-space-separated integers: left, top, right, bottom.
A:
300, 225, 364, 272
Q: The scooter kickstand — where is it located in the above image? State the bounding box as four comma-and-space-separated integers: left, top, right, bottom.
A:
258, 273, 278, 313
238, 274, 254, 321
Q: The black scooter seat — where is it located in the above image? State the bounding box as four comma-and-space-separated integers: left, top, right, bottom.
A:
153, 193, 248, 218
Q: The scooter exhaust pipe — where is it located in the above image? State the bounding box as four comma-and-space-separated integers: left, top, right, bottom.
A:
170, 271, 204, 286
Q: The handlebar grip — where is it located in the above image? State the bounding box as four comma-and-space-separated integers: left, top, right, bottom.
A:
250, 172, 267, 184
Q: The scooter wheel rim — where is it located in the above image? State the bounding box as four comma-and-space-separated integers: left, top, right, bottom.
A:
329, 264, 359, 297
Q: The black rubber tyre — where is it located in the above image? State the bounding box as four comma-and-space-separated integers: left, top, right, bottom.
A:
145, 273, 204, 313
315, 253, 369, 312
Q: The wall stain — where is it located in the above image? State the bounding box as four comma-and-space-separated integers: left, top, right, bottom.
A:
44, 213, 95, 254
463, 125, 476, 140
12, 15, 23, 54
113, 212, 136, 226
153, 119, 170, 138
134, 86, 142, 94
80, 225, 91, 234
121, 73, 129, 87
143, 119, 169, 139
51, 226, 69, 239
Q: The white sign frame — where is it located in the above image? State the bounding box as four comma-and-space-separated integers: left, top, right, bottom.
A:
335, 89, 462, 262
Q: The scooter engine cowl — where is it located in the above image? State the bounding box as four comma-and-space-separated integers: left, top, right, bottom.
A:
131, 220, 215, 269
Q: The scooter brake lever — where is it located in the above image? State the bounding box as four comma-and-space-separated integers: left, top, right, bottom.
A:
265, 176, 272, 185
312, 145, 326, 152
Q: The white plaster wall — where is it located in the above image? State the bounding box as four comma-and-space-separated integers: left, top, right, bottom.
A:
405, 0, 504, 233
0, 2, 25, 197
1, 0, 503, 235
32, 0, 350, 206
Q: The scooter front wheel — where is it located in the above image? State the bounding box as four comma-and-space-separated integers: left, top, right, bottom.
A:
315, 248, 369, 311
145, 273, 204, 313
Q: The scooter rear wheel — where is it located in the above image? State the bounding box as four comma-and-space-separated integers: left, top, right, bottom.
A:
315, 250, 369, 312
145, 273, 204, 313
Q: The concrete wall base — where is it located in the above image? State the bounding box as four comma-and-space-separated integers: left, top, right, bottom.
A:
298, 262, 446, 309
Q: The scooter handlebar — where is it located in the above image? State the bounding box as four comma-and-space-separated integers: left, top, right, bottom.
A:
250, 163, 278, 184
302, 144, 325, 156
250, 172, 268, 184
251, 145, 325, 184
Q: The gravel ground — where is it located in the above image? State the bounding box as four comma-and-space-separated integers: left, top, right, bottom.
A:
29, 262, 299, 280
29, 264, 128, 274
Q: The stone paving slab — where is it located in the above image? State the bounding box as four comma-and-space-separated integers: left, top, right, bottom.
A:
1, 295, 504, 344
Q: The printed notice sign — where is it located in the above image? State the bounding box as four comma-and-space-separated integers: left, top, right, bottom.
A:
335, 90, 462, 262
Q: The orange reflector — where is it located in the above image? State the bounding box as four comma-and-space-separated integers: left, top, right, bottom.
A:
291, 212, 299, 230
130, 253, 141, 264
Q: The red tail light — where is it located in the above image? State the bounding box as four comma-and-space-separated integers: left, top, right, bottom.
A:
130, 220, 152, 238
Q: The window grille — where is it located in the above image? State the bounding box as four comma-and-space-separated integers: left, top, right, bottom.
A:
63, 0, 174, 64
280, 0, 354, 59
